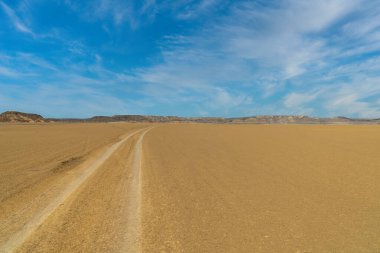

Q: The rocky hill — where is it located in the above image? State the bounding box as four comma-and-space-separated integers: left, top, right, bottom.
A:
0, 111, 48, 123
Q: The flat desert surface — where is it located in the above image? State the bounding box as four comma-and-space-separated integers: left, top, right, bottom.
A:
1, 123, 380, 252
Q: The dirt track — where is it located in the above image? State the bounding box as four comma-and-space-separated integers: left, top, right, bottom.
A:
0, 124, 149, 252
1, 124, 380, 252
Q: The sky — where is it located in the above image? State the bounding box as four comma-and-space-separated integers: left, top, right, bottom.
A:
1, 0, 380, 118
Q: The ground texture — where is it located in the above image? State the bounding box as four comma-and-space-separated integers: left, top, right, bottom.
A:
1, 123, 380, 252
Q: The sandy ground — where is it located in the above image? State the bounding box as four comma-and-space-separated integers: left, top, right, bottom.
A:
0, 123, 146, 203
1, 123, 380, 252
141, 124, 380, 252
0, 123, 148, 252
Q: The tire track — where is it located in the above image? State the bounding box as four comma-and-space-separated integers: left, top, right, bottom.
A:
123, 127, 153, 253
0, 127, 148, 253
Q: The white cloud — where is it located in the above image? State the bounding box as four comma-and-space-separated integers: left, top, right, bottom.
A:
0, 53, 59, 77
176, 0, 220, 19
0, 66, 19, 78
341, 1, 380, 39
149, 0, 357, 81
207, 88, 253, 114
127, 0, 360, 109
0, 1, 34, 36
2, 0, 380, 118
17, 53, 58, 71
0, 64, 36, 78
0, 82, 132, 118
284, 92, 319, 108
64, 0, 158, 29
322, 78, 380, 118
220, 0, 360, 78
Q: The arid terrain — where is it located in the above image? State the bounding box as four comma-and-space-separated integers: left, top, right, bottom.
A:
1, 123, 380, 252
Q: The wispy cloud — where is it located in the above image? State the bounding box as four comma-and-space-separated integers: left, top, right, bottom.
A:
131, 0, 380, 117
0, 50, 140, 117
284, 92, 319, 109
220, 0, 360, 78
64, 0, 158, 29
0, 66, 20, 78
323, 78, 380, 118
123, 0, 362, 115
2, 0, 380, 118
0, 1, 34, 36
176, 0, 221, 19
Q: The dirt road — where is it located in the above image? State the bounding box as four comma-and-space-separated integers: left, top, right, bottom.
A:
0, 125, 150, 252
1, 124, 380, 252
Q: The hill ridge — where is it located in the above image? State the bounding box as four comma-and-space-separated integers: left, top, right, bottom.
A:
1, 111, 380, 124
0, 111, 48, 123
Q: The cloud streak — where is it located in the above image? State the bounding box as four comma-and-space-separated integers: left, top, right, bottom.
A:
0, 1, 34, 36
1, 0, 380, 118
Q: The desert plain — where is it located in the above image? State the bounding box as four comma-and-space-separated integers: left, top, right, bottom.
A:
1, 123, 380, 252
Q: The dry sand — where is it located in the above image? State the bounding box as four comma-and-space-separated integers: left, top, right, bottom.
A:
1, 123, 380, 252
0, 123, 148, 252
142, 124, 380, 252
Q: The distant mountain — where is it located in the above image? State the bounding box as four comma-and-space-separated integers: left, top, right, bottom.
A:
52, 115, 226, 123
0, 111, 48, 123
53, 114, 380, 124
226, 115, 380, 124
2, 111, 380, 124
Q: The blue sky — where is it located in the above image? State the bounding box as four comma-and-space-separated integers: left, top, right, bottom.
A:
1, 0, 380, 118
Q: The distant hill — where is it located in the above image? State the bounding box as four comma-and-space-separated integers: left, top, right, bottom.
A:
0, 111, 48, 123
1, 111, 380, 124
50, 115, 226, 123
88, 115, 226, 123
53, 114, 380, 124
226, 115, 380, 124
